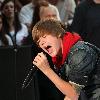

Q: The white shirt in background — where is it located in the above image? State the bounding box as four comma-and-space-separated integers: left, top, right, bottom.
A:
19, 3, 34, 25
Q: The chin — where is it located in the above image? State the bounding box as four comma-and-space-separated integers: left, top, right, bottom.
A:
50, 55, 55, 57
49, 52, 57, 57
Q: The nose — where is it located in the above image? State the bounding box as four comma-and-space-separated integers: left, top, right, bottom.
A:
8, 6, 13, 11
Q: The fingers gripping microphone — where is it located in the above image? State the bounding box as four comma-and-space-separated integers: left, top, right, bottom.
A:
22, 52, 47, 89
22, 65, 38, 89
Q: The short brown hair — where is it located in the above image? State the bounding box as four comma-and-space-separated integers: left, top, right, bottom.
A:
32, 19, 65, 43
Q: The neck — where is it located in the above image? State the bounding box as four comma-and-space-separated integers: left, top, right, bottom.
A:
7, 18, 14, 31
7, 17, 14, 24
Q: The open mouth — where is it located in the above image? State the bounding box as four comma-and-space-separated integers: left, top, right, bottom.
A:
45, 45, 52, 53
45, 45, 51, 50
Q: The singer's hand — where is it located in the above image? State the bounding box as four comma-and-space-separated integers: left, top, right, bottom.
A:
64, 96, 71, 100
33, 52, 50, 72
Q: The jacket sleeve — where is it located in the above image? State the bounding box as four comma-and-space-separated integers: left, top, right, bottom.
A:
64, 42, 98, 93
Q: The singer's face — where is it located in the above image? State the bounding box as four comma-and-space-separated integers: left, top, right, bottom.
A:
37, 34, 62, 57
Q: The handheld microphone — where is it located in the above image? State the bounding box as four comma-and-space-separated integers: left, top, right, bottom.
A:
22, 51, 48, 89
22, 65, 38, 89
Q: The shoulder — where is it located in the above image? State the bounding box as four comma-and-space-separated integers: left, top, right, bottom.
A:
63, 41, 99, 94
20, 3, 33, 11
64, 41, 98, 84
17, 23, 29, 35
5, 34, 13, 45
5, 34, 11, 40
19, 3, 34, 24
68, 41, 97, 66
19, 3, 33, 15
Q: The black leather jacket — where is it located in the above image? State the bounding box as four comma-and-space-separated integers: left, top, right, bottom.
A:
53, 41, 100, 100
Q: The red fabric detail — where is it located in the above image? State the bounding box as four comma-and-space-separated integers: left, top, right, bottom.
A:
52, 32, 81, 68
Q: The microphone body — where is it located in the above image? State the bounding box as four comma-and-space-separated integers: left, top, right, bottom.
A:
22, 65, 38, 89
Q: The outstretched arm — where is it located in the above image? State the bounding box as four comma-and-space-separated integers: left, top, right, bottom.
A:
33, 52, 79, 100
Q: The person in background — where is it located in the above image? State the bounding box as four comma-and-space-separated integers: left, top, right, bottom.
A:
70, 0, 100, 48
0, 14, 13, 46
0, 0, 4, 14
1, 0, 29, 46
39, 2, 60, 21
32, 19, 100, 100
19, 0, 35, 29
15, 0, 23, 12
31, 0, 60, 30
48, 0, 76, 25
19, 0, 45, 30
30, 0, 49, 32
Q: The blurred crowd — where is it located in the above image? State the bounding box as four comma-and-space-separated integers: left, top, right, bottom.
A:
0, 0, 100, 48
0, 0, 82, 47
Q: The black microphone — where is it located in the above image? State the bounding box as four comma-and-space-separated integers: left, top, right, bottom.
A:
22, 51, 48, 89
22, 65, 38, 89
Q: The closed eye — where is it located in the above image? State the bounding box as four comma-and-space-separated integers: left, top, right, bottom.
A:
37, 35, 47, 44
